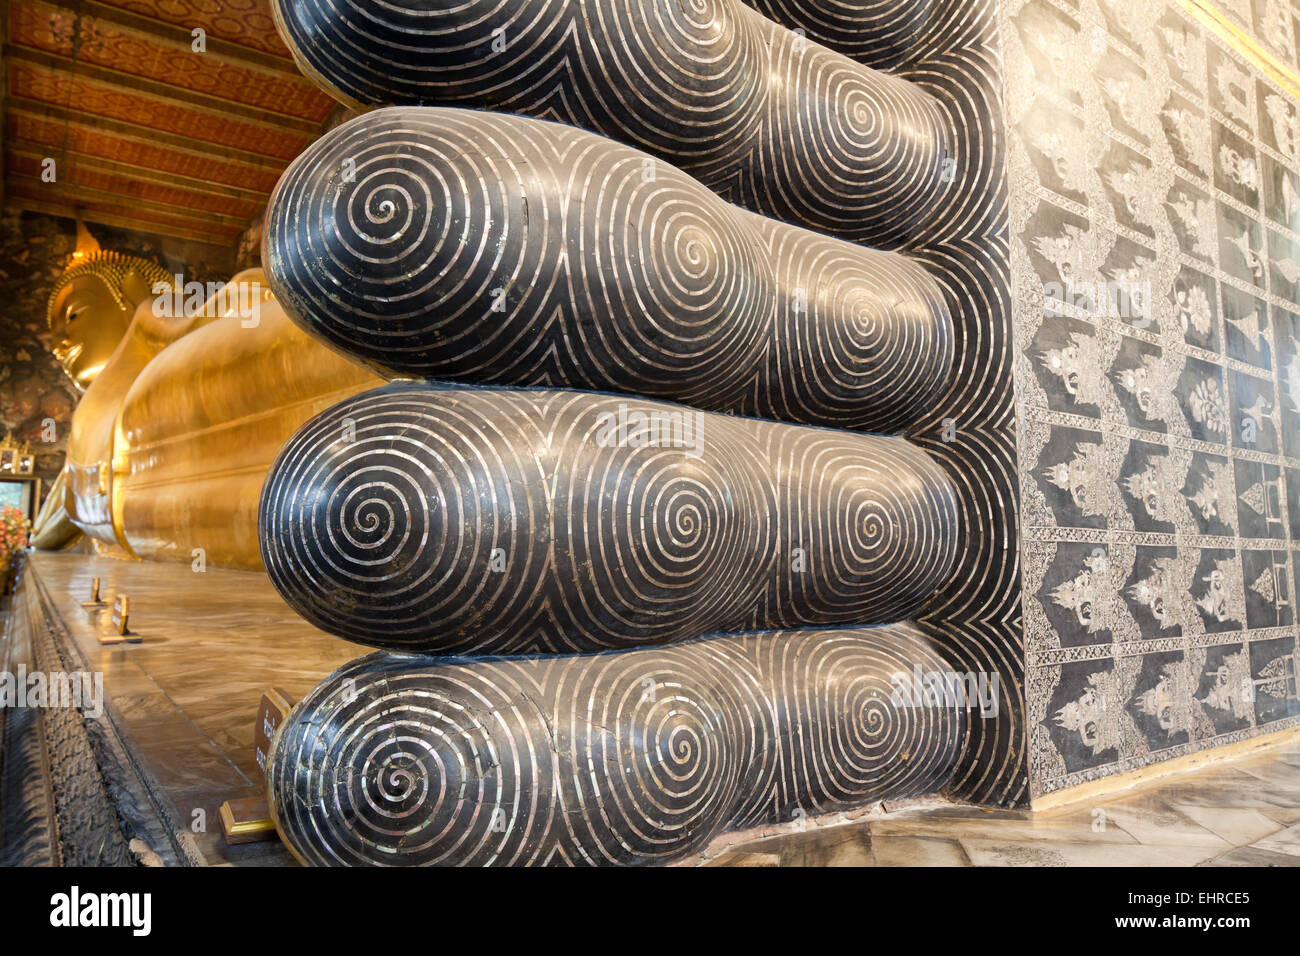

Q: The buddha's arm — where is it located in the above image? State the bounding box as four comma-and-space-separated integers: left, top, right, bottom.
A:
64, 298, 167, 552
30, 469, 81, 551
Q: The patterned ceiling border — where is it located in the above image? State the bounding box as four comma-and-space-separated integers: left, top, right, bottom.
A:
1181, 0, 1300, 100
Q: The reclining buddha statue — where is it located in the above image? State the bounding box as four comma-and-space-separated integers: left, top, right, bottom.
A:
31, 227, 382, 567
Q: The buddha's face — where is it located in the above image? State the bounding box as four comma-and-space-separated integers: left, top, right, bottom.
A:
49, 276, 135, 390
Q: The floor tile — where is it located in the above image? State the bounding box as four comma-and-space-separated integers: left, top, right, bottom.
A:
1251, 823, 1300, 856
960, 839, 1222, 867
737, 827, 876, 866
869, 835, 970, 866
1170, 806, 1285, 846
867, 813, 1140, 845
1072, 800, 1230, 848
1198, 846, 1300, 867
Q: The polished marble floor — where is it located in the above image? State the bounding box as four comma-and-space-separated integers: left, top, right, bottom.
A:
19, 551, 366, 866
15, 551, 1300, 867
708, 743, 1300, 866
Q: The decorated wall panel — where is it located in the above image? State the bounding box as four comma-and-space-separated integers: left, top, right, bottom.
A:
1004, 0, 1300, 797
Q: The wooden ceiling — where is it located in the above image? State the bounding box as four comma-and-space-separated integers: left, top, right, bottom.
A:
0, 0, 342, 250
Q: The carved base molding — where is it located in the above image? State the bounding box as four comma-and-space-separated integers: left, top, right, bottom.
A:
0, 561, 198, 867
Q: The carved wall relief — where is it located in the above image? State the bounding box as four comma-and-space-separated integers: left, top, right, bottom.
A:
1006, 0, 1300, 797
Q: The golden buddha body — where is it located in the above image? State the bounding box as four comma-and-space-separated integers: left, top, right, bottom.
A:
33, 248, 381, 569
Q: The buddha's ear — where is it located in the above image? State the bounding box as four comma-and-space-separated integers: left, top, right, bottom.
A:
120, 265, 172, 306
46, 283, 72, 328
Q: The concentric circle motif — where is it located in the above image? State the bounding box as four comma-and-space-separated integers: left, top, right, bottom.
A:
254, 0, 1013, 847
267, 625, 965, 866
264, 107, 951, 433
259, 383, 958, 654
270, 0, 951, 247
745, 0, 937, 70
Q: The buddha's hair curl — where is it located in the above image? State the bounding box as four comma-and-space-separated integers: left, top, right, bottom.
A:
47, 251, 176, 323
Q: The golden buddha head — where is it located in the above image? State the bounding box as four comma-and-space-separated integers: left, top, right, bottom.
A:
47, 250, 175, 390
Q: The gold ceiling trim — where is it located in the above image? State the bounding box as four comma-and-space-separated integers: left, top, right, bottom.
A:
1180, 0, 1300, 102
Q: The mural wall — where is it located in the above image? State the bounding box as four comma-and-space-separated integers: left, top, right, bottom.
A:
0, 213, 84, 492
1005, 0, 1300, 797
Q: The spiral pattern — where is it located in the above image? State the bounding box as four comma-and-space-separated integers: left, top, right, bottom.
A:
746, 0, 1028, 805
738, 210, 951, 430
745, 0, 937, 68
252, 0, 1016, 846
264, 107, 951, 432
267, 625, 964, 866
269, 0, 952, 247
259, 383, 958, 654
714, 22, 950, 246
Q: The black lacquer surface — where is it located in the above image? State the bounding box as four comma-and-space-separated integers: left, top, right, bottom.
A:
270, 0, 952, 247
265, 107, 953, 433
267, 626, 966, 866
259, 383, 959, 654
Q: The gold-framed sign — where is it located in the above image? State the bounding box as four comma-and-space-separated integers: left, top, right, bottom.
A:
99, 594, 141, 645
217, 686, 297, 846
81, 576, 106, 608
111, 594, 129, 634
219, 795, 277, 845
254, 687, 296, 781
0, 434, 35, 477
